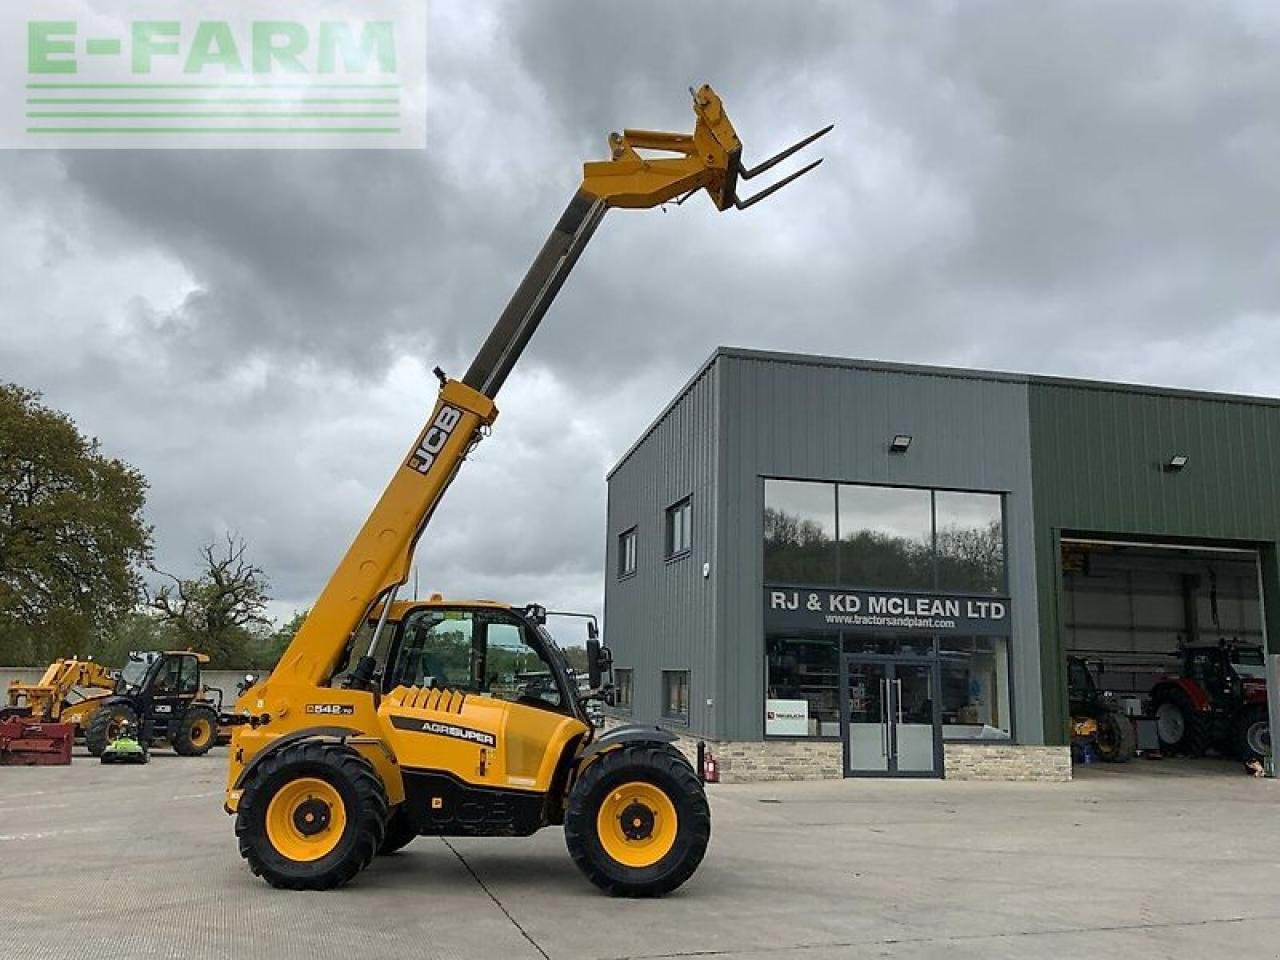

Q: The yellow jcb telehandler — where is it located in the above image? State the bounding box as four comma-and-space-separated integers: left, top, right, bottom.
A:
4, 657, 118, 732
224, 86, 830, 895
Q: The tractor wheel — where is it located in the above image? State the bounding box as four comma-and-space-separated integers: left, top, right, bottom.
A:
235, 741, 388, 890
1152, 689, 1211, 757
378, 805, 418, 855
564, 743, 710, 898
1234, 708, 1271, 761
84, 703, 138, 757
1095, 711, 1136, 763
172, 706, 219, 756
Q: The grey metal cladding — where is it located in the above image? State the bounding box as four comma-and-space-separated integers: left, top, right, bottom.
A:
715, 349, 1043, 743
603, 360, 719, 736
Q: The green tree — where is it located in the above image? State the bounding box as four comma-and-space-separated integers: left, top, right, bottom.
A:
262, 608, 308, 669
0, 384, 152, 665
149, 534, 271, 668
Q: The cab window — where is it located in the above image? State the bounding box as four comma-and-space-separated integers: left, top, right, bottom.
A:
386, 609, 564, 710
151, 657, 182, 695
176, 657, 200, 694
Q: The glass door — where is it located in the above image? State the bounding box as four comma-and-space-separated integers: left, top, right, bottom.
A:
843, 657, 942, 778
845, 661, 890, 773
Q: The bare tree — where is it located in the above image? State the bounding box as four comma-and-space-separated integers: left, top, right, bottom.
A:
149, 533, 271, 667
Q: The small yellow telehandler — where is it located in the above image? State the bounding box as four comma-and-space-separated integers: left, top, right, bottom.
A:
224, 86, 830, 895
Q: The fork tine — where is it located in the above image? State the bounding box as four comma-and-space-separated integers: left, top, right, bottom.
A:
734, 157, 825, 210
739, 124, 834, 180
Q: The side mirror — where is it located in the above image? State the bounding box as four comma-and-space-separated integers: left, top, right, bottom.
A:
586, 638, 613, 690
587, 635, 602, 689
587, 619, 599, 642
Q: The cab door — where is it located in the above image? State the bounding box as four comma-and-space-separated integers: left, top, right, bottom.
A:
380, 607, 588, 795
144, 655, 200, 737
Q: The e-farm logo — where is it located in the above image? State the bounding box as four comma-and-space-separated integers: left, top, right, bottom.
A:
1, 0, 426, 148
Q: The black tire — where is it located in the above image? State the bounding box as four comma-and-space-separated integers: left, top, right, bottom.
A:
1095, 710, 1136, 763
1234, 708, 1271, 761
85, 703, 138, 757
172, 705, 219, 756
564, 744, 710, 898
235, 741, 388, 890
1152, 689, 1211, 757
378, 805, 418, 855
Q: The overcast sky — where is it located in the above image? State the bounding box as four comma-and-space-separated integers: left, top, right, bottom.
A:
3, 1, 1279, 628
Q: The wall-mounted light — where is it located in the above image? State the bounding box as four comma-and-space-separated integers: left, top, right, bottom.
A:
889, 434, 913, 454
1164, 454, 1189, 472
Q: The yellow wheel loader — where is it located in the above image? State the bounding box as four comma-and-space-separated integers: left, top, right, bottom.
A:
224, 86, 830, 895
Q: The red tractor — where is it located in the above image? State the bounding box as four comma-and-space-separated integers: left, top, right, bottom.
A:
1148, 642, 1270, 760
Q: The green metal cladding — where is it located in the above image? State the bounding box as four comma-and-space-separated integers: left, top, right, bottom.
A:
1028, 380, 1280, 743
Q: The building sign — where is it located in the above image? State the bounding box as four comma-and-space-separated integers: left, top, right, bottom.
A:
765, 698, 809, 736
764, 587, 1010, 636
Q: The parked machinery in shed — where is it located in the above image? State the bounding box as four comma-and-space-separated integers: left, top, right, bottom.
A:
1148, 641, 1270, 759
1067, 656, 1136, 762
85, 650, 225, 758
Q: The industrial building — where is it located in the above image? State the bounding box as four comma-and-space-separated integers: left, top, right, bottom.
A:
603, 347, 1280, 780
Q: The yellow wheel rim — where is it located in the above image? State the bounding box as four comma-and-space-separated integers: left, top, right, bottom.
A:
189, 719, 212, 748
265, 778, 347, 862
107, 714, 129, 740
596, 781, 679, 868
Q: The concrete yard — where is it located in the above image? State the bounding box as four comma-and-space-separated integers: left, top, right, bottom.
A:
3, 751, 1280, 960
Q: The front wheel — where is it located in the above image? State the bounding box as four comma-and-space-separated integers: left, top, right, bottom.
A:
1235, 708, 1271, 760
172, 706, 218, 756
235, 741, 388, 890
84, 703, 138, 757
565, 744, 710, 898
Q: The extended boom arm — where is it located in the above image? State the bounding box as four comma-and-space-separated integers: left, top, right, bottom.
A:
267, 85, 830, 691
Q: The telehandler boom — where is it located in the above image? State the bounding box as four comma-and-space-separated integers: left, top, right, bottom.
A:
225, 86, 829, 895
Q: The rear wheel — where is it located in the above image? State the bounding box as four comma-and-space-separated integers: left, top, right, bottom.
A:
173, 706, 218, 756
1152, 689, 1210, 756
565, 744, 710, 897
235, 741, 388, 890
84, 703, 138, 757
1095, 710, 1136, 763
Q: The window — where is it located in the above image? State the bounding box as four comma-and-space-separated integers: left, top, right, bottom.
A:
762, 480, 1007, 594
665, 497, 692, 559
764, 480, 837, 585
618, 527, 637, 578
934, 491, 1004, 593
613, 668, 633, 711
766, 634, 839, 737
386, 609, 564, 710
151, 656, 183, 695
838, 484, 932, 589
938, 636, 1011, 740
176, 656, 200, 695
661, 670, 689, 722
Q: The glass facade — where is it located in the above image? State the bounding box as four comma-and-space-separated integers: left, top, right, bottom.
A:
939, 637, 1011, 739
838, 485, 932, 589
763, 479, 1012, 742
763, 480, 837, 585
765, 634, 840, 737
764, 479, 1005, 593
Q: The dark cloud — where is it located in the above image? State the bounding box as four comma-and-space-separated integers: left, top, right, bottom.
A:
2, 1, 1279, 624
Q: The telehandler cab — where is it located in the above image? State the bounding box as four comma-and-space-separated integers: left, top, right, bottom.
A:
224, 86, 830, 896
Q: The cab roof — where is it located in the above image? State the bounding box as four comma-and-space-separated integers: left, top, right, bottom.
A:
375, 596, 516, 624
